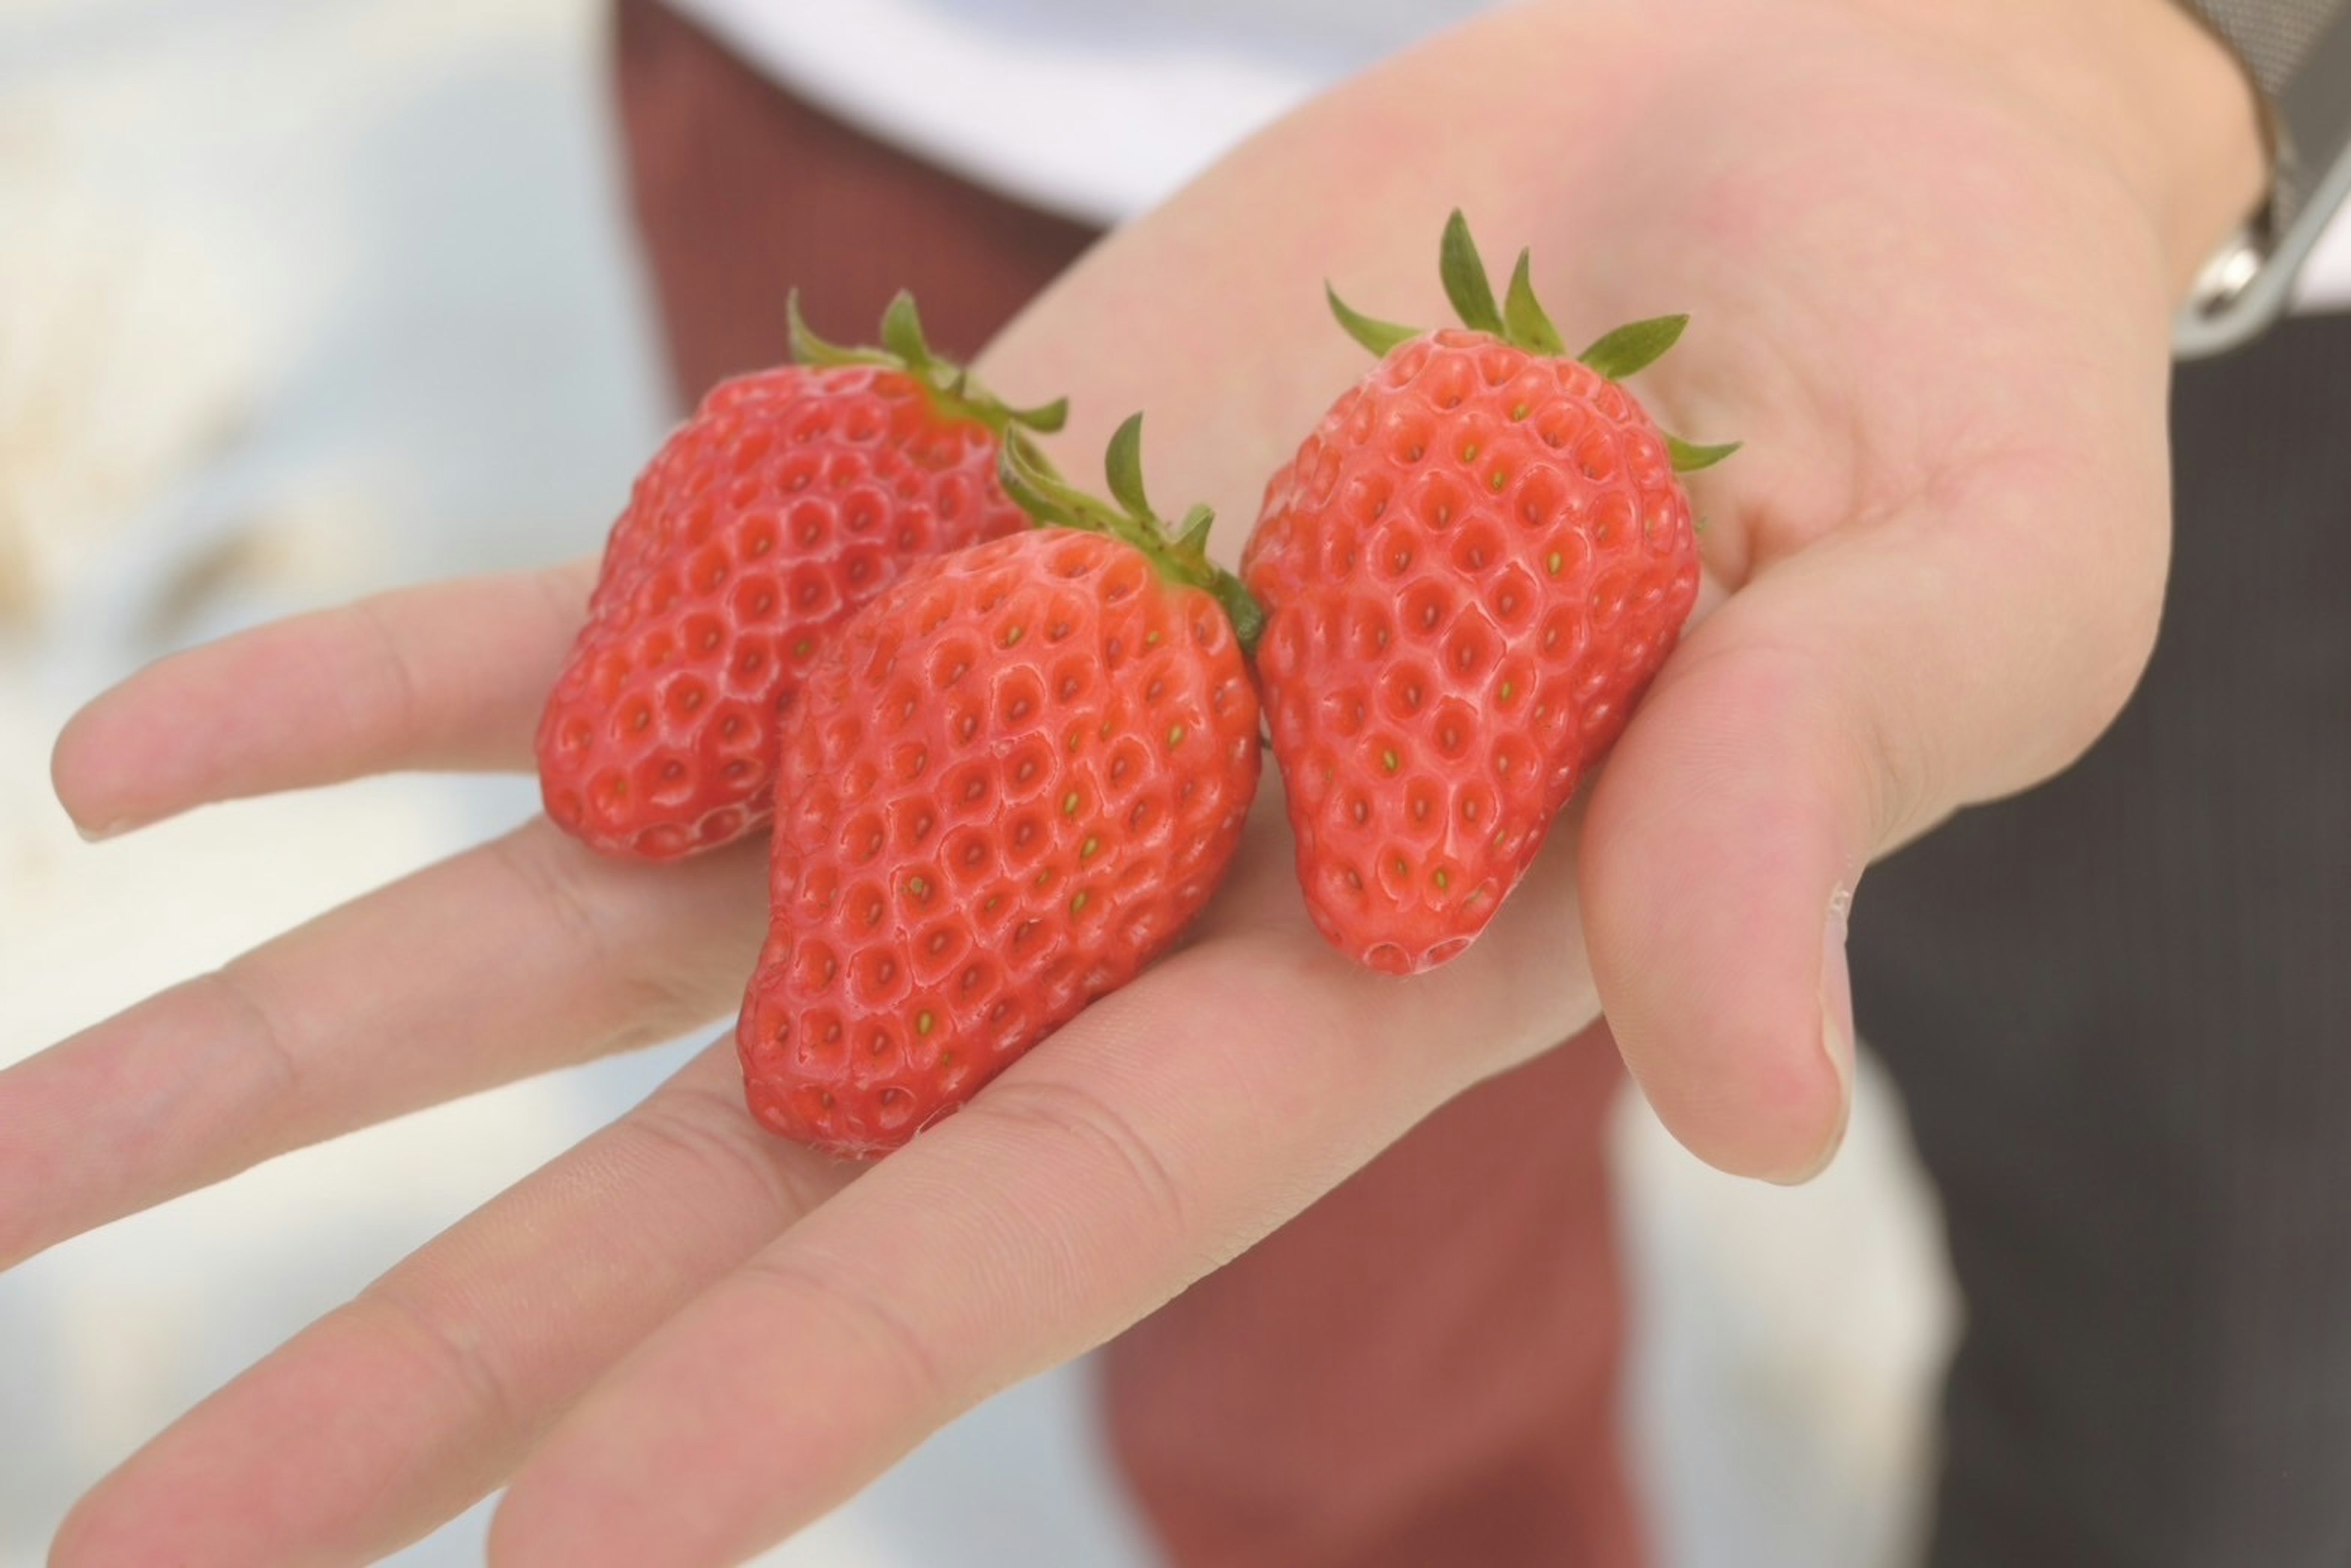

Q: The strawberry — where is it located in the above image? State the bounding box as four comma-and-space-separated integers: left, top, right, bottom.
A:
1243, 212, 1731, 975
738, 418, 1264, 1157
536, 293, 1065, 861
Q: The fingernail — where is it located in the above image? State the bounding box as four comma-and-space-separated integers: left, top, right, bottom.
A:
73, 817, 133, 843
1771, 882, 1857, 1185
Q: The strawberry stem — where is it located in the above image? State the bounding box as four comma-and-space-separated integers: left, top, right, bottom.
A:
997, 416, 1266, 653
787, 289, 1068, 437
1321, 212, 1741, 470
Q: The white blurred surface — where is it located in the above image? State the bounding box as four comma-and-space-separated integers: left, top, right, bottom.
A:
0, 2, 1954, 1564
0, 4, 1164, 1564
1616, 1056, 1955, 1568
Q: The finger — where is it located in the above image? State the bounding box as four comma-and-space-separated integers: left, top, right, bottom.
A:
51, 563, 591, 837
489, 843, 1599, 1568
1581, 459, 2165, 1182
0, 818, 763, 1270
49, 1045, 857, 1568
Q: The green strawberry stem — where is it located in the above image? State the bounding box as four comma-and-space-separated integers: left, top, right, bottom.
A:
1327, 209, 1741, 474
997, 416, 1267, 654
788, 289, 1069, 438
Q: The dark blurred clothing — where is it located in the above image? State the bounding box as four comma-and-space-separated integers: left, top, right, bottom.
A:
1856, 310, 2351, 1568
615, 0, 1095, 400
1105, 1029, 1642, 1568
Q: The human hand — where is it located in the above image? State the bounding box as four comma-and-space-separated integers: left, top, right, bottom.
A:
20, 0, 2258, 1562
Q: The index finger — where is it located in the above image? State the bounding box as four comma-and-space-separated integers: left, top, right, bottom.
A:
51, 563, 590, 836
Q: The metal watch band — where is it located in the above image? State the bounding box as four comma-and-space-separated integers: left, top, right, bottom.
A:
2175, 0, 2351, 354
2187, 1, 2347, 103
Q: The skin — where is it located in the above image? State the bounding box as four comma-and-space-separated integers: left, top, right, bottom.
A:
16, 0, 2263, 1562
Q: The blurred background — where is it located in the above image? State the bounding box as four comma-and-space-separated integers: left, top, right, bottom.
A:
0, 1, 1956, 1562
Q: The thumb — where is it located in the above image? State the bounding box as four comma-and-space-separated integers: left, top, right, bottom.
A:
1580, 490, 2161, 1181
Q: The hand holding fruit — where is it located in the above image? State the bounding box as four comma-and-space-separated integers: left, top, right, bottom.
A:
22, 1, 2255, 1562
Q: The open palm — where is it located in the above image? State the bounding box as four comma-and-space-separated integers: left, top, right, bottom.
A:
13, 1, 2255, 1562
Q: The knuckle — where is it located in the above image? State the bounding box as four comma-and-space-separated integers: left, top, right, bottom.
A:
1843, 680, 1942, 850
348, 591, 426, 748
195, 966, 304, 1104
959, 1074, 1190, 1248
1690, 632, 1947, 851
353, 1279, 527, 1435
626, 1078, 839, 1229
490, 826, 713, 1045
737, 1249, 949, 1409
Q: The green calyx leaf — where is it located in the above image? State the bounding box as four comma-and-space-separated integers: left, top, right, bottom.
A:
1438, 210, 1505, 337
1578, 314, 1688, 381
1103, 414, 1153, 519
1326, 283, 1420, 358
1665, 433, 1742, 473
1502, 249, 1565, 357
877, 291, 935, 372
1171, 504, 1215, 561
787, 290, 896, 370
996, 415, 1265, 654
787, 287, 1068, 437
1003, 395, 1069, 433
993, 433, 1081, 529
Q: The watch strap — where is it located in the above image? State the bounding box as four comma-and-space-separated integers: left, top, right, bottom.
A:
2184, 1, 2347, 101
2175, 0, 2351, 353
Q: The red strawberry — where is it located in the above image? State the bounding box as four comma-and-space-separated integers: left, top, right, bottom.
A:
738, 418, 1264, 1157
536, 293, 1065, 861
1243, 212, 1731, 975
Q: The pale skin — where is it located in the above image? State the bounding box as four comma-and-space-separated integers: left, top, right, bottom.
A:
15, 0, 2263, 1562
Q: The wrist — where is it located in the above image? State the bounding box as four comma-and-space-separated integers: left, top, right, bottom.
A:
1853, 0, 2269, 295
